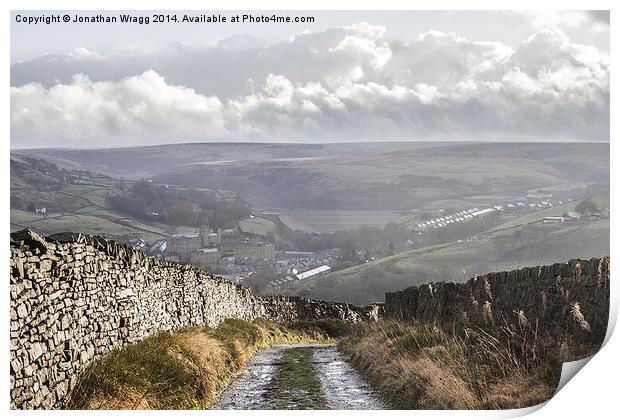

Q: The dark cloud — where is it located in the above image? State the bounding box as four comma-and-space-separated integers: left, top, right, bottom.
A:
586, 10, 610, 25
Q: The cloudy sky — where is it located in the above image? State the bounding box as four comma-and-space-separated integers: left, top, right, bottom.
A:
10, 10, 610, 148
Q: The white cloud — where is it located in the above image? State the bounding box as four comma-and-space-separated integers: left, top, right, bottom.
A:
65, 47, 104, 61
11, 70, 227, 145
10, 25, 609, 146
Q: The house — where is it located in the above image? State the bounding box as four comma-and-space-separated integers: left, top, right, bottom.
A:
563, 211, 582, 221
233, 242, 275, 262
581, 213, 602, 221
149, 240, 167, 255
471, 208, 495, 217
205, 232, 220, 247
167, 225, 223, 259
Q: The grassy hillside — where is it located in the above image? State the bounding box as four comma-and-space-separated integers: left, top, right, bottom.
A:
14, 142, 445, 179
153, 142, 608, 211
10, 155, 168, 243
239, 217, 279, 236
10, 208, 169, 243
287, 219, 609, 305
10, 154, 246, 245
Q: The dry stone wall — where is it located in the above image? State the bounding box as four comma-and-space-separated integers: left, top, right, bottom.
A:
9, 230, 379, 410
384, 257, 610, 361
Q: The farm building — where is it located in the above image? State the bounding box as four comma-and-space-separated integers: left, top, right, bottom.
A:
543, 216, 564, 224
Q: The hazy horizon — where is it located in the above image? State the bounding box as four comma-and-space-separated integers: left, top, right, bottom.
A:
10, 138, 612, 152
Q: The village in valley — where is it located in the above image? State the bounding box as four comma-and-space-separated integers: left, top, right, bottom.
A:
139, 218, 341, 290
135, 192, 608, 292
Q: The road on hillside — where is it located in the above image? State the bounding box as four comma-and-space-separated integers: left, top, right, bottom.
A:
213, 344, 386, 410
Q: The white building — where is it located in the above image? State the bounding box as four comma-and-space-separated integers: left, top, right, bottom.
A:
296, 265, 331, 281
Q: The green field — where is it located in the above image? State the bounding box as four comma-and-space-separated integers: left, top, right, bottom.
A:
11, 158, 182, 243
239, 217, 279, 236
58, 183, 120, 208
11, 208, 168, 243
279, 210, 404, 232
286, 218, 609, 305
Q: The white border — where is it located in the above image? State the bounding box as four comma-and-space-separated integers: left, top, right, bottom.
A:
3, 1, 616, 419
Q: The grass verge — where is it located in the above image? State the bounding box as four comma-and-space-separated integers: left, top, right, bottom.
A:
66, 318, 333, 409
339, 321, 562, 409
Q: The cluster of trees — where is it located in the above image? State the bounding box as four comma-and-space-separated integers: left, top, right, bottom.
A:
244, 269, 277, 295
575, 199, 600, 215
107, 181, 250, 228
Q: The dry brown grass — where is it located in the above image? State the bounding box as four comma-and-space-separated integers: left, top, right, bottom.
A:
340, 320, 562, 410
67, 318, 334, 410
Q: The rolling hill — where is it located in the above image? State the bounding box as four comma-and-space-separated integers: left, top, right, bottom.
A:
284, 217, 610, 305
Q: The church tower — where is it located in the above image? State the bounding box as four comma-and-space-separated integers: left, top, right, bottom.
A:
200, 224, 209, 248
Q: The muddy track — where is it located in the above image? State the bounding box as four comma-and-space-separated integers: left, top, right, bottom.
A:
213, 344, 385, 410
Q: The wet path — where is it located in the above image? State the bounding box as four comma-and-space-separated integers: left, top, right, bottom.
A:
212, 346, 284, 409
312, 346, 386, 409
213, 344, 385, 410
